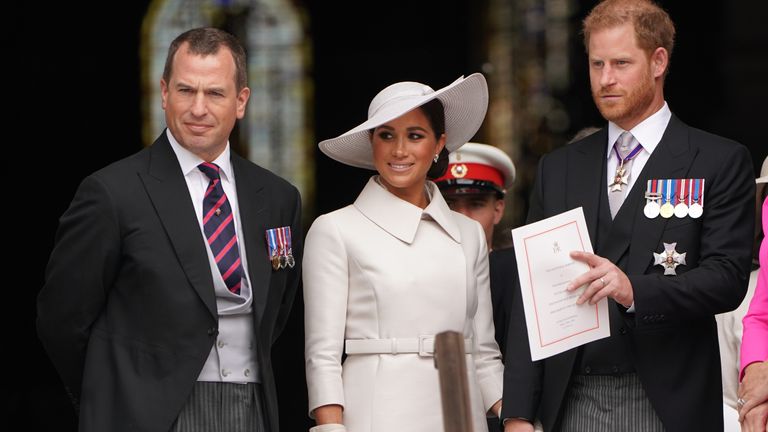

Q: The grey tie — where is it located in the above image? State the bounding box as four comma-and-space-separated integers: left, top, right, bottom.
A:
608, 132, 641, 218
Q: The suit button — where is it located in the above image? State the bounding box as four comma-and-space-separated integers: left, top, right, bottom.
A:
217, 340, 226, 348
584, 366, 591, 374
244, 369, 250, 377
612, 366, 619, 374
221, 369, 230, 377
619, 327, 627, 335
208, 327, 218, 336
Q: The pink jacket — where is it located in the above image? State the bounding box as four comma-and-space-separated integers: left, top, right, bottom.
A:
741, 196, 768, 378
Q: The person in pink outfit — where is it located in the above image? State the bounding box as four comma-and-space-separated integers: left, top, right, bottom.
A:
739, 156, 768, 432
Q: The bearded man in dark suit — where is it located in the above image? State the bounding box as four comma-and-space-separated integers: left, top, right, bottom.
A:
501, 1, 754, 431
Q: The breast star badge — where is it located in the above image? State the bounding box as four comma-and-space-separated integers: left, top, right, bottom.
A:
653, 242, 686, 275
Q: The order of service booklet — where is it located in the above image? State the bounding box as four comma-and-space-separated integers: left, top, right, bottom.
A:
511, 207, 610, 361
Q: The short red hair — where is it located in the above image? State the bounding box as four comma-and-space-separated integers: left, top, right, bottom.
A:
583, 0, 675, 62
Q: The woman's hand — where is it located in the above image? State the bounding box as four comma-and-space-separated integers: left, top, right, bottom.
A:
740, 401, 768, 432
739, 361, 768, 431
740, 362, 768, 417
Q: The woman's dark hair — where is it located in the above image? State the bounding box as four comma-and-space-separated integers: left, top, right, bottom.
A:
420, 98, 449, 179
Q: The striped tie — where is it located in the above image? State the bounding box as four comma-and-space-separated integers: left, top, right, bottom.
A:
198, 162, 243, 295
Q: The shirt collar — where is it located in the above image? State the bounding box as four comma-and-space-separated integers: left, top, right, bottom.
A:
166, 129, 234, 181
606, 101, 672, 158
354, 176, 462, 244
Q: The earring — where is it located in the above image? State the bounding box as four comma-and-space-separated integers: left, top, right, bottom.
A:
433, 154, 439, 163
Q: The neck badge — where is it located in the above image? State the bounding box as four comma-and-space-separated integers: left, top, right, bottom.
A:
609, 142, 643, 192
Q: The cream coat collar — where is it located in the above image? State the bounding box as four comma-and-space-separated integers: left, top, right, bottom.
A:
354, 176, 462, 244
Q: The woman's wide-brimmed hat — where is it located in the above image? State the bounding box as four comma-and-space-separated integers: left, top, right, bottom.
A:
757, 155, 767, 184
318, 73, 488, 170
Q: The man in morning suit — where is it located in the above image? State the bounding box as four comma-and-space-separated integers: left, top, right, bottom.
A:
501, 1, 755, 431
37, 28, 302, 432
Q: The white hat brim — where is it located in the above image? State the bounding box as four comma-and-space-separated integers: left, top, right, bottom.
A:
318, 73, 489, 170
759, 156, 768, 183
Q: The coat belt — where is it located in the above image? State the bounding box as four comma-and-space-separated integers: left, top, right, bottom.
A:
345, 336, 474, 357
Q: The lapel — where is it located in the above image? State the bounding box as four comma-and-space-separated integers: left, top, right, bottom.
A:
138, 133, 217, 318
566, 129, 608, 250
601, 115, 698, 272
354, 177, 461, 244
231, 153, 271, 325
547, 131, 607, 377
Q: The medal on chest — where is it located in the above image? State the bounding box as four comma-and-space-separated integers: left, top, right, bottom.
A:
673, 178, 689, 218
659, 179, 675, 219
644, 179, 662, 218
653, 242, 687, 275
265, 226, 295, 270
688, 178, 705, 219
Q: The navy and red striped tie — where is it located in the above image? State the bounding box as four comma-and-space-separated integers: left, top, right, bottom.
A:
198, 162, 243, 295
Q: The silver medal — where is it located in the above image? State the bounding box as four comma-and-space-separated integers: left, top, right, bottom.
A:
644, 201, 661, 218
674, 203, 688, 218
688, 202, 703, 219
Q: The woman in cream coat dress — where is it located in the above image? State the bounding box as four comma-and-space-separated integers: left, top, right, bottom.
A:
304, 73, 504, 432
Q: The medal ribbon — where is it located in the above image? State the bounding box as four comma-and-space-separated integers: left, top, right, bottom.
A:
266, 229, 278, 259
688, 179, 694, 207
646, 179, 660, 196
284, 226, 293, 255
614, 141, 644, 168
676, 178, 686, 205
669, 179, 676, 205
277, 227, 287, 258
660, 179, 670, 205
693, 179, 702, 204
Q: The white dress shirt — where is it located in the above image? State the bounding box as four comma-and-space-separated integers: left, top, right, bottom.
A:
605, 102, 672, 193
605, 103, 672, 313
167, 130, 259, 383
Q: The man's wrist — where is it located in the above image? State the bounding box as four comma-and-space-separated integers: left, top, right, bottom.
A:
502, 416, 532, 425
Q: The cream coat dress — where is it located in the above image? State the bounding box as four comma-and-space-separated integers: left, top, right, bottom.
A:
304, 177, 504, 432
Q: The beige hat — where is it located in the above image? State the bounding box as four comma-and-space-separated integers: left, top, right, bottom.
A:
434, 142, 516, 196
318, 73, 488, 170
757, 155, 768, 184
